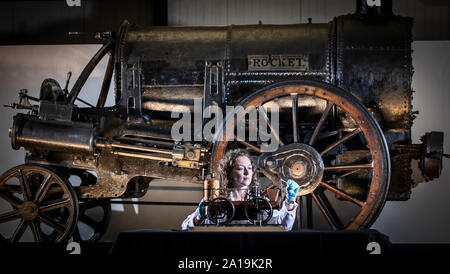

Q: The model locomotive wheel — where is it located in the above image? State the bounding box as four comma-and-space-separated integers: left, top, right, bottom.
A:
244, 197, 273, 224
207, 197, 235, 225
212, 80, 390, 230
0, 164, 78, 242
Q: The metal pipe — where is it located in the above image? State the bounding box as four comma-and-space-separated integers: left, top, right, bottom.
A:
109, 143, 174, 155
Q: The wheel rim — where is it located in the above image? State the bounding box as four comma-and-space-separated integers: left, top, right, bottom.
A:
0, 164, 79, 242
212, 81, 390, 230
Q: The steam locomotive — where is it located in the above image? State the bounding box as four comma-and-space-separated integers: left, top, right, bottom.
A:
0, 0, 446, 242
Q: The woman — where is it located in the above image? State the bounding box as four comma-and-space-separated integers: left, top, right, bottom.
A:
181, 149, 300, 230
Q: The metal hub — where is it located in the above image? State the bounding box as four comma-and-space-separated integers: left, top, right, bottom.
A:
259, 143, 324, 195
290, 162, 306, 177
20, 201, 39, 221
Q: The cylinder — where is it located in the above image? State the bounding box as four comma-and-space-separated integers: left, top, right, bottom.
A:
11, 113, 95, 154
203, 178, 221, 201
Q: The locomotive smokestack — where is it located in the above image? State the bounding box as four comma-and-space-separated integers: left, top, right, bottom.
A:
355, 0, 393, 17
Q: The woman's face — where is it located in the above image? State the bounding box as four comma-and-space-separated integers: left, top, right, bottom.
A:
230, 156, 253, 189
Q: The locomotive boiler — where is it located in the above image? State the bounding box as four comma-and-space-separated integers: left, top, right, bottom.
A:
0, 0, 446, 242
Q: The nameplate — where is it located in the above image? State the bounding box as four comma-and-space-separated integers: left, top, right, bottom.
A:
248, 54, 308, 71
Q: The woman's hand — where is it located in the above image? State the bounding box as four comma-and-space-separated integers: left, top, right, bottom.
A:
286, 179, 300, 201
194, 199, 207, 225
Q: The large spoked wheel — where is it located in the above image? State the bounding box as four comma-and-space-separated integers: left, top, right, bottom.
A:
68, 169, 111, 243
0, 164, 79, 242
212, 81, 390, 230
207, 197, 235, 225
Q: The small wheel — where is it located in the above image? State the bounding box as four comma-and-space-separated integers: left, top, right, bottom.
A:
68, 170, 111, 243
244, 197, 273, 224
0, 164, 79, 242
207, 197, 235, 225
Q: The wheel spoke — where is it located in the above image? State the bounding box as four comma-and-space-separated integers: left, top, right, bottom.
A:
314, 191, 344, 230
39, 198, 72, 213
29, 220, 42, 242
11, 219, 29, 242
235, 135, 262, 153
0, 210, 21, 224
326, 169, 361, 183
324, 162, 373, 171
309, 102, 333, 146
18, 169, 32, 202
320, 128, 362, 156
291, 94, 299, 143
37, 214, 66, 234
34, 173, 52, 204
258, 105, 284, 146
3, 185, 21, 193
0, 189, 23, 208
320, 182, 365, 207
311, 193, 337, 230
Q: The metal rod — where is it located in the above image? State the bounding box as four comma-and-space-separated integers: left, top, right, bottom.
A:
110, 143, 174, 155
76, 97, 95, 108
113, 151, 173, 162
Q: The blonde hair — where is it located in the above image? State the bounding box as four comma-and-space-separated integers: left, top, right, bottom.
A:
217, 148, 256, 189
